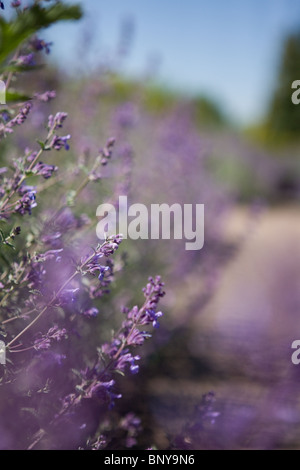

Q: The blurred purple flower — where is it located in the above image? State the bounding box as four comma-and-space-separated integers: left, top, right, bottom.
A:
82, 307, 99, 318
35, 91, 56, 102
15, 186, 37, 215
59, 287, 79, 305
34, 325, 67, 351
48, 112, 68, 130
30, 37, 52, 54
50, 134, 71, 151
16, 53, 35, 66
8, 103, 32, 128
113, 102, 138, 129
33, 162, 58, 179
33, 248, 63, 263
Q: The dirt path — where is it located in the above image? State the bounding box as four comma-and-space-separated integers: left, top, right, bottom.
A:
193, 205, 300, 366
149, 205, 300, 448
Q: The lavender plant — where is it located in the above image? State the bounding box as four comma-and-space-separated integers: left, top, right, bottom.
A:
0, 1, 165, 450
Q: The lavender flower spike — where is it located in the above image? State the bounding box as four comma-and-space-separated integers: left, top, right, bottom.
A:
50, 134, 71, 151
15, 186, 37, 215
48, 112, 68, 130
35, 91, 56, 102
33, 162, 58, 179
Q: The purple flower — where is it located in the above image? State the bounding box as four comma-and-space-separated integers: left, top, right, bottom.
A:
33, 162, 58, 179
59, 287, 79, 305
82, 307, 99, 318
30, 37, 52, 54
85, 255, 110, 280
113, 102, 138, 129
18, 184, 35, 196
101, 338, 121, 357
114, 351, 141, 375
83, 379, 122, 409
48, 112, 68, 130
16, 53, 35, 66
120, 413, 142, 448
101, 234, 123, 256
34, 337, 51, 351
98, 137, 116, 166
47, 325, 67, 342
51, 353, 66, 365
50, 134, 71, 151
15, 186, 37, 215
130, 364, 139, 374
82, 238, 122, 280
25, 148, 38, 163
126, 327, 148, 346
34, 91, 56, 102
143, 276, 165, 312
120, 413, 141, 430
26, 262, 46, 290
7, 103, 32, 128
144, 309, 163, 328
33, 248, 63, 263
1, 111, 10, 123
41, 231, 62, 248
34, 325, 67, 351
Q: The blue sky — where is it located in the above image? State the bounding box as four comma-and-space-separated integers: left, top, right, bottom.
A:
43, 0, 300, 124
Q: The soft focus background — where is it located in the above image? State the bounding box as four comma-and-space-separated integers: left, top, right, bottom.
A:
5, 0, 300, 449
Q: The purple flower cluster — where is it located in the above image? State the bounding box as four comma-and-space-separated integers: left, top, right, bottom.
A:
120, 413, 142, 448
34, 325, 67, 351
10, 103, 32, 126
49, 134, 71, 151
30, 36, 52, 54
101, 276, 165, 376
98, 136, 116, 167
44, 112, 71, 150
54, 276, 165, 422
0, 103, 32, 135
0, 1, 173, 452
15, 185, 37, 215
113, 102, 138, 129
33, 162, 58, 179
82, 307, 99, 318
82, 235, 123, 277
48, 112, 68, 130
33, 248, 63, 263
34, 91, 56, 102
16, 53, 35, 66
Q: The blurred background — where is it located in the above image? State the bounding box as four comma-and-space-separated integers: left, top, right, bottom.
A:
7, 0, 300, 449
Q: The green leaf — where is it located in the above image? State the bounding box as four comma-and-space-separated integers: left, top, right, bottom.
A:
25, 169, 35, 176
5, 90, 31, 102
37, 140, 45, 151
0, 3, 83, 66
